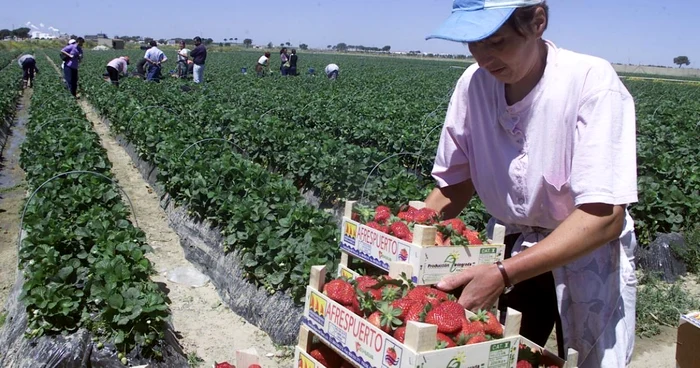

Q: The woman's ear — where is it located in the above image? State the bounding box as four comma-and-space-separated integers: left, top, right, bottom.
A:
533, 6, 547, 37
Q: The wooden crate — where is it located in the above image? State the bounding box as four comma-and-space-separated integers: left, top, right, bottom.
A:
340, 200, 507, 285
518, 336, 579, 368
302, 265, 523, 368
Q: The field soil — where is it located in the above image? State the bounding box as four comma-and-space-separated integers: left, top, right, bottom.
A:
40, 56, 294, 367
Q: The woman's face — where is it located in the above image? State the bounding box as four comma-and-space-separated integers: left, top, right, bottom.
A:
467, 10, 546, 85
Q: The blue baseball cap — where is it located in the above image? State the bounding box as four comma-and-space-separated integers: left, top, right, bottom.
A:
426, 0, 544, 43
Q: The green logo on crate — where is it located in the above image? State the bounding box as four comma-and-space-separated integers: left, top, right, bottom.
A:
489, 341, 510, 351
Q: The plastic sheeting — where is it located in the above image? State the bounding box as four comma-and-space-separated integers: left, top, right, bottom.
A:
0, 271, 190, 368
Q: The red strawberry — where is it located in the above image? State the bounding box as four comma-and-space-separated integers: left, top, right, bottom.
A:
454, 319, 486, 345
425, 301, 466, 334
391, 298, 418, 320
374, 206, 392, 223
466, 332, 488, 345
367, 302, 402, 333
348, 297, 362, 316
435, 333, 457, 349
309, 345, 342, 367
463, 229, 483, 245
248, 365, 262, 368
516, 361, 534, 368
214, 363, 234, 368
323, 279, 356, 305
440, 218, 467, 234
406, 286, 448, 307
404, 302, 430, 322
471, 310, 503, 337
389, 221, 411, 241
393, 326, 406, 343
367, 221, 383, 231
414, 208, 439, 225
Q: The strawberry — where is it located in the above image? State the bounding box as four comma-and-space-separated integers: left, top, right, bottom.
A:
454, 319, 485, 345
367, 302, 402, 333
466, 332, 488, 345
413, 208, 439, 225
463, 229, 483, 245
393, 326, 406, 343
309, 345, 342, 367
425, 301, 466, 334
406, 286, 448, 307
385, 347, 398, 363
435, 333, 457, 349
374, 205, 392, 223
348, 297, 362, 316
404, 302, 430, 322
214, 363, 234, 368
248, 365, 262, 368
471, 310, 503, 338
389, 221, 411, 241
516, 361, 534, 368
367, 221, 383, 231
440, 218, 467, 235
391, 298, 418, 320
323, 279, 356, 306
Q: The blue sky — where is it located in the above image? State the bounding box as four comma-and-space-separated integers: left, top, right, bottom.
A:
1, 0, 697, 67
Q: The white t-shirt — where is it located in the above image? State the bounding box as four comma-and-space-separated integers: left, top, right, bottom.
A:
325, 63, 339, 75
257, 55, 268, 65
178, 48, 190, 61
432, 40, 637, 368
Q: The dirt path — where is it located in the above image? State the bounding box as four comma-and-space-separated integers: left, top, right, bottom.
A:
44, 55, 292, 367
0, 89, 30, 317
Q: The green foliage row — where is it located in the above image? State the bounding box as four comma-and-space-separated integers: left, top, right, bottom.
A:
18, 55, 170, 360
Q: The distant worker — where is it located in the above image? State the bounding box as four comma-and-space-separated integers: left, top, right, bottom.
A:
189, 36, 207, 84
289, 49, 299, 76
105, 56, 130, 87
60, 37, 84, 97
256, 52, 271, 77
280, 47, 290, 76
325, 63, 339, 80
144, 40, 167, 82
17, 53, 39, 88
177, 41, 190, 78
132, 58, 148, 79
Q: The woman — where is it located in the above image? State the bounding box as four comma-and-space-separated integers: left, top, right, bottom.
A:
105, 56, 129, 87
280, 47, 290, 76
177, 41, 190, 78
424, 1, 637, 368
60, 37, 84, 97
256, 52, 271, 77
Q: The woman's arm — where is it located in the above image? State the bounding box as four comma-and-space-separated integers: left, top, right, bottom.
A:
424, 179, 475, 219
436, 202, 627, 310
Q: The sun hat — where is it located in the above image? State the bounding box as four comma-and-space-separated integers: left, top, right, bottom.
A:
426, 0, 544, 43
68, 39, 76, 44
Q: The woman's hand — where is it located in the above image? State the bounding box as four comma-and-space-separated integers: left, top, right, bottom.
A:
435, 263, 505, 311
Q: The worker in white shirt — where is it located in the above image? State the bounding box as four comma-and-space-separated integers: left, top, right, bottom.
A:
256, 52, 271, 77
17, 54, 39, 88
106, 56, 130, 87
325, 63, 339, 80
177, 41, 190, 78
144, 40, 168, 82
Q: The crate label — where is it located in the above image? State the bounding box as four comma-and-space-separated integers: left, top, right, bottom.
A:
487, 341, 513, 368
682, 311, 700, 328
340, 218, 412, 271
420, 246, 505, 284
